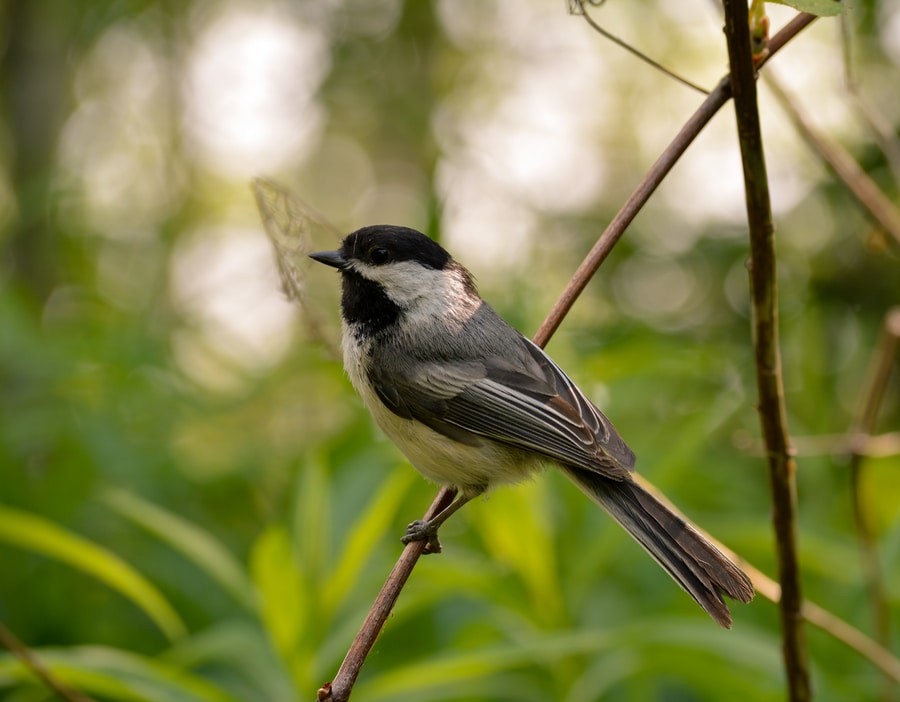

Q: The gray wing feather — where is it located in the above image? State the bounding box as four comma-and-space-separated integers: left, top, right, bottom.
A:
370, 334, 635, 480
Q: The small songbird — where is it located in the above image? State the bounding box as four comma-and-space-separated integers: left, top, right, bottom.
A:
310, 225, 753, 627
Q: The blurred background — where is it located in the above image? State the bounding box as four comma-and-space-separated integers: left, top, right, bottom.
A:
1, 0, 899, 700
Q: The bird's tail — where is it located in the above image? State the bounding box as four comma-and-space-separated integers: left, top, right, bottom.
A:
560, 467, 754, 628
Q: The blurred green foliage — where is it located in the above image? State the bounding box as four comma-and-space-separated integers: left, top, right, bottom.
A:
0, 0, 899, 700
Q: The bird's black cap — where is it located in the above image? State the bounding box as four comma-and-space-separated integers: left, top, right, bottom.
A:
310, 226, 451, 271
340, 225, 451, 270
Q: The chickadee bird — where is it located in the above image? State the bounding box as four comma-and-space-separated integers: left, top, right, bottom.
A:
310, 225, 754, 628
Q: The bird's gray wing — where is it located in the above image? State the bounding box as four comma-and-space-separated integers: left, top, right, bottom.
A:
370, 335, 635, 480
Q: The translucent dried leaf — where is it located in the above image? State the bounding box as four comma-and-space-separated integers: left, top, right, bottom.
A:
252, 178, 343, 356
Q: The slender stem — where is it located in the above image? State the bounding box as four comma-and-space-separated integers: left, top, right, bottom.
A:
763, 72, 900, 247
571, 0, 710, 95
0, 623, 97, 702
722, 1, 810, 700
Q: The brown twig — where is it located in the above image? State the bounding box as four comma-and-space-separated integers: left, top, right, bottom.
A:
763, 73, 900, 247
0, 622, 97, 702
569, 0, 710, 95
319, 11, 818, 701
722, 1, 811, 700
848, 308, 900, 702
322, 487, 457, 702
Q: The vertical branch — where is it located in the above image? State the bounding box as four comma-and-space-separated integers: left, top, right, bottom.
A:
722, 2, 811, 701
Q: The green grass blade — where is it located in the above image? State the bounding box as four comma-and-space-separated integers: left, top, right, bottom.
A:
101, 489, 258, 613
322, 465, 415, 617
0, 505, 185, 640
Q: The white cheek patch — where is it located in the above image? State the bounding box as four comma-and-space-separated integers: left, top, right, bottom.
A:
348, 259, 481, 330
349, 260, 444, 307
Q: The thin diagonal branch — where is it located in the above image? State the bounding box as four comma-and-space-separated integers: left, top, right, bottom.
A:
722, 1, 810, 700
0, 623, 97, 702
839, 12, 900, 185
763, 72, 900, 247
570, 0, 710, 95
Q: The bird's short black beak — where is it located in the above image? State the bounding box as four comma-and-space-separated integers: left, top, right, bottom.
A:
309, 250, 346, 269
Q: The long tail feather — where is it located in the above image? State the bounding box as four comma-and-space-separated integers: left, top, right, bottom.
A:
560, 467, 754, 628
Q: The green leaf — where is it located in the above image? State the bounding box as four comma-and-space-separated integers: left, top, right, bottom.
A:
767, 0, 846, 17
470, 481, 565, 626
293, 452, 332, 580
360, 619, 777, 700
858, 455, 900, 535
249, 526, 308, 680
0, 505, 185, 641
101, 488, 259, 613
322, 464, 416, 617
360, 629, 613, 699
160, 620, 295, 702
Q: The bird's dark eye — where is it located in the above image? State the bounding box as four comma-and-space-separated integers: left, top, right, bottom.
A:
369, 247, 391, 265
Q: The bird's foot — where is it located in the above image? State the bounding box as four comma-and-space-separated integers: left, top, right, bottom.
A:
401, 519, 442, 554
